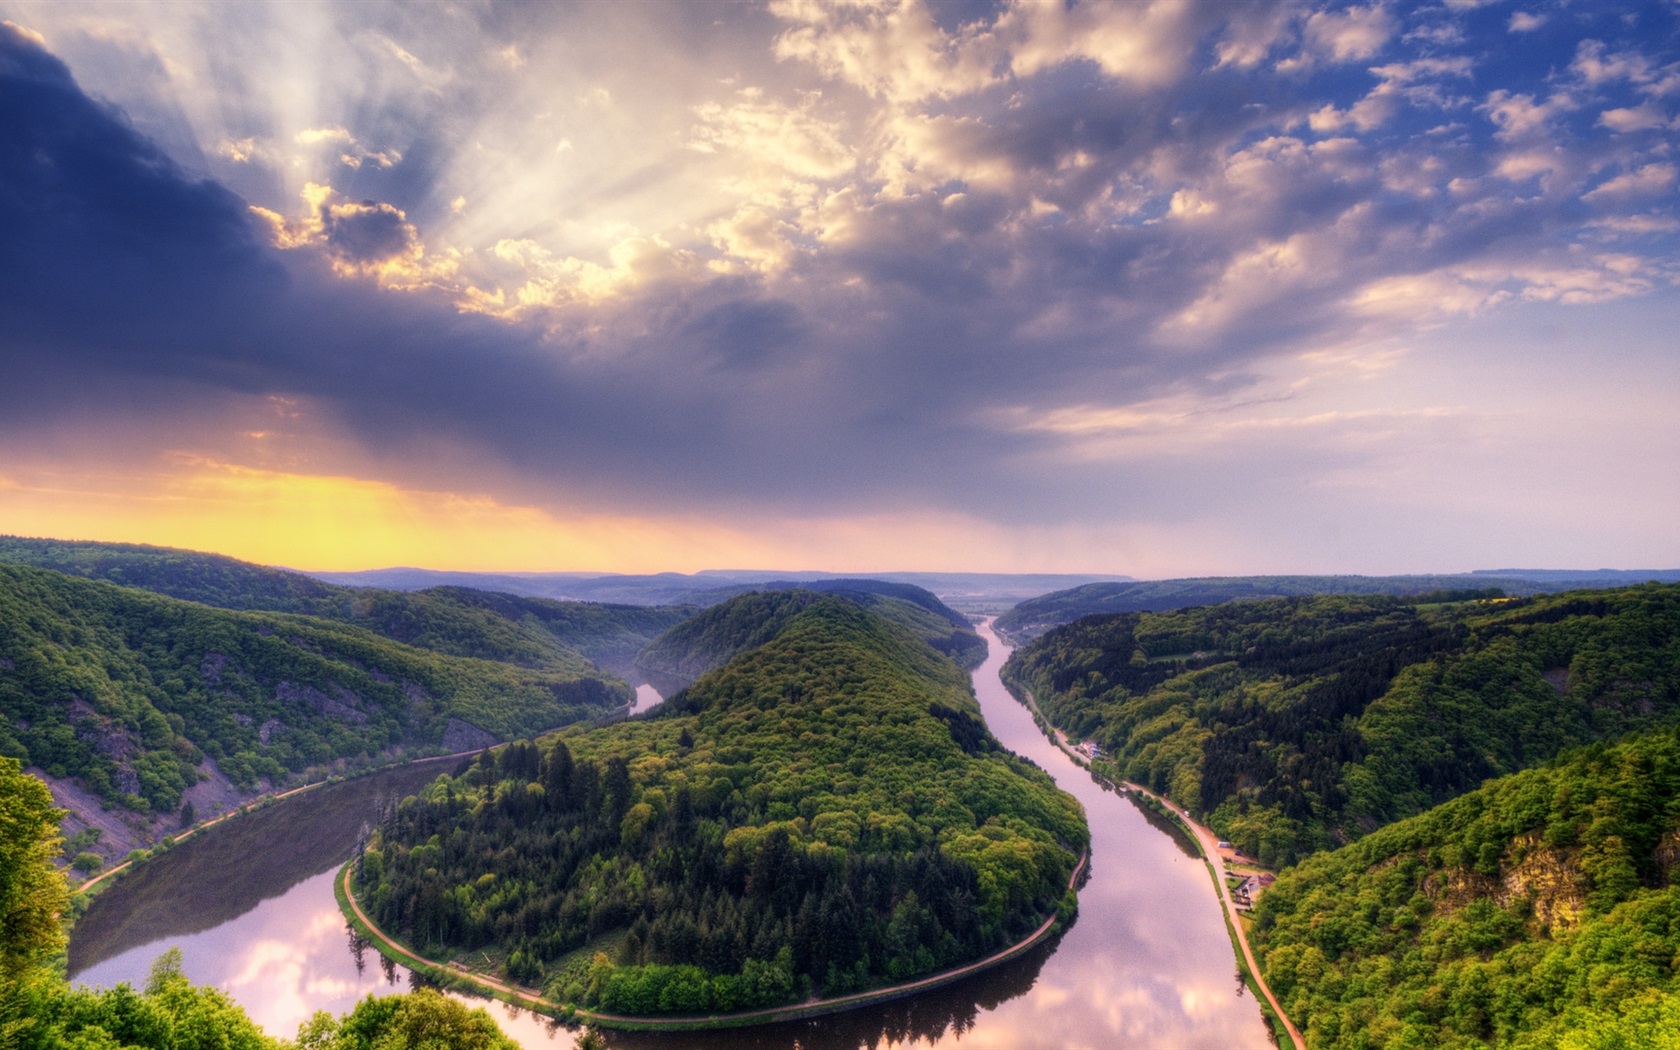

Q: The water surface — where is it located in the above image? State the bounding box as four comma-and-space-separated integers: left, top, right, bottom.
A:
70, 624, 1269, 1048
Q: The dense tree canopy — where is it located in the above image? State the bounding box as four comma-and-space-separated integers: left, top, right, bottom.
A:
357, 595, 1086, 1016
635, 585, 983, 686
1253, 727, 1680, 1049
0, 564, 628, 814
994, 576, 1532, 638
1004, 586, 1680, 865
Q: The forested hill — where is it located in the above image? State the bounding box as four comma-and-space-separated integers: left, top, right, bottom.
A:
1254, 727, 1680, 1048
0, 563, 627, 823
994, 575, 1539, 640
1003, 585, 1680, 865
0, 536, 691, 676
356, 595, 1087, 1017
635, 585, 984, 685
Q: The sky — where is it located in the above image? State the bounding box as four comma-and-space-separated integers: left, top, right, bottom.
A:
0, 0, 1676, 577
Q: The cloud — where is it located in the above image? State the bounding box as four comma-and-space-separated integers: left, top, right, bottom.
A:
251, 183, 455, 286
1, 4, 1678, 571
295, 125, 403, 169
1598, 102, 1674, 132
1282, 4, 1397, 71
1582, 163, 1679, 203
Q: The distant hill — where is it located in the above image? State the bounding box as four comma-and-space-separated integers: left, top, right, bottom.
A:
0, 536, 690, 677
991, 571, 1680, 640
307, 565, 1132, 614
0, 535, 343, 610
636, 584, 986, 686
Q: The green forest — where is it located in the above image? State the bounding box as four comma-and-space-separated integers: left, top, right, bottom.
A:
993, 575, 1534, 638
1253, 728, 1680, 1048
0, 563, 630, 815
633, 582, 984, 685
1003, 586, 1680, 865
0, 754, 522, 1049
354, 593, 1086, 1017
0, 535, 691, 676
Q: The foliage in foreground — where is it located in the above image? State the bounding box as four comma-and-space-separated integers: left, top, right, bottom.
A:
358, 595, 1087, 1016
0, 754, 520, 1049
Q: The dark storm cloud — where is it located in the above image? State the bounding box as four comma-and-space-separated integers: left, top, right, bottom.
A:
0, 28, 279, 367
321, 200, 415, 264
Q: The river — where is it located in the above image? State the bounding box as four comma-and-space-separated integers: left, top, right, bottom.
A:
69, 621, 1270, 1048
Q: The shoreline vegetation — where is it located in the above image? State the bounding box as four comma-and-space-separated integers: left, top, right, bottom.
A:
336, 850, 1087, 1031
336, 597, 1088, 1029
1002, 678, 1305, 1050
68, 748, 489, 903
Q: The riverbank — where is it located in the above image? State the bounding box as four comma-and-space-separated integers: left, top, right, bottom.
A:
73, 748, 482, 900
1003, 681, 1306, 1050
338, 850, 1086, 1032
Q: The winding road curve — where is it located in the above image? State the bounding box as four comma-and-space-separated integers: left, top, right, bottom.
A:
1010, 683, 1308, 1050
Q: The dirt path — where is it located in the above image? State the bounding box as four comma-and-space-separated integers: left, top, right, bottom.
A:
1011, 685, 1307, 1050
339, 849, 1086, 1030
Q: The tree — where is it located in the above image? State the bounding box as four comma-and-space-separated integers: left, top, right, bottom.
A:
296, 989, 520, 1049
0, 757, 68, 991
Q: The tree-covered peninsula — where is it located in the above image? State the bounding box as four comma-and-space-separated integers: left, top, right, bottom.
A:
353, 594, 1087, 1018
1003, 585, 1680, 865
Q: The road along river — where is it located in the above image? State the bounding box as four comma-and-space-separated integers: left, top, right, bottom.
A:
70, 620, 1270, 1048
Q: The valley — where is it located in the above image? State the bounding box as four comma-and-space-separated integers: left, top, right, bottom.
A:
6, 538, 1680, 1047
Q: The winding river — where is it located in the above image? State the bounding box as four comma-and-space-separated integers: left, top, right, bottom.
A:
69, 621, 1270, 1048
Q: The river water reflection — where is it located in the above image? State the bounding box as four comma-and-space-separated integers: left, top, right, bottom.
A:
70, 621, 1269, 1048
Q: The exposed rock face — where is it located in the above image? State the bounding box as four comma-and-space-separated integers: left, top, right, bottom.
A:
200, 652, 228, 685
32, 765, 153, 869
258, 718, 285, 745
275, 680, 369, 724
441, 718, 496, 753
1418, 832, 1587, 934
1655, 826, 1680, 881
1499, 833, 1587, 932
